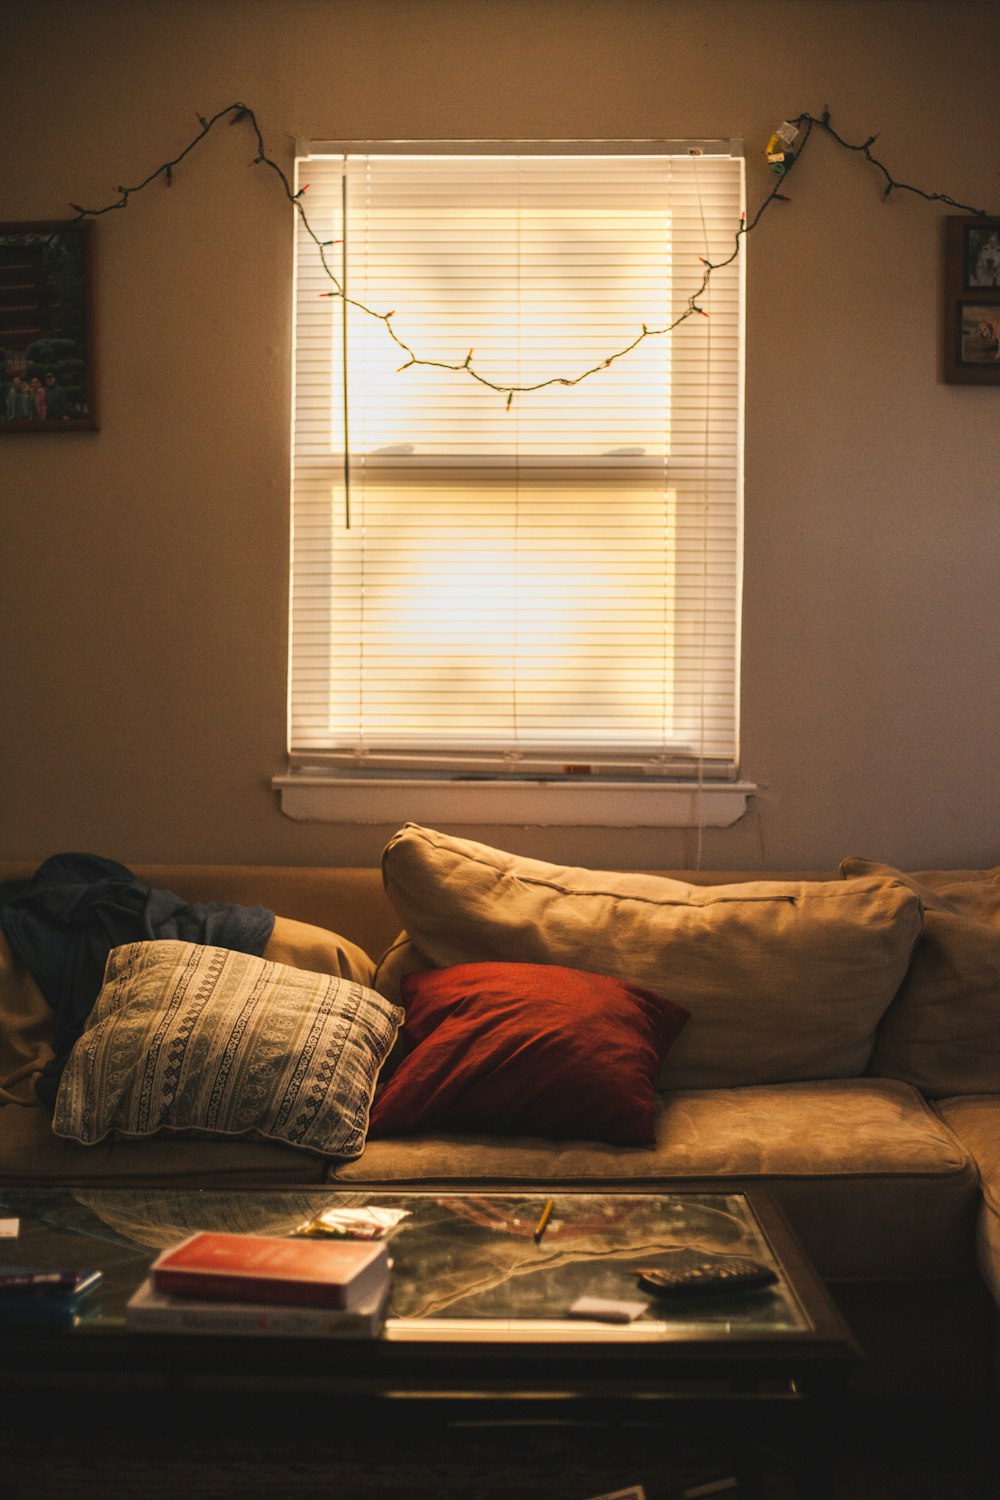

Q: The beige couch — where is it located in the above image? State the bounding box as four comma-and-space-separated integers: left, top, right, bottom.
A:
1, 825, 998, 1402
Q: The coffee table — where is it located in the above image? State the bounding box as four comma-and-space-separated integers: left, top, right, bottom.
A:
0, 1184, 861, 1497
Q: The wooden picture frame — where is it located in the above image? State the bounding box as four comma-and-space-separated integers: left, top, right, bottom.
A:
0, 220, 98, 430
944, 215, 1000, 385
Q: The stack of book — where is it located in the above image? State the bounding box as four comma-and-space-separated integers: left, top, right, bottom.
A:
126, 1231, 391, 1339
0, 1266, 103, 1326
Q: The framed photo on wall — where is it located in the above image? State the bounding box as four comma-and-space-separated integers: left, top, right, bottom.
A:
0, 220, 98, 430
944, 215, 1000, 385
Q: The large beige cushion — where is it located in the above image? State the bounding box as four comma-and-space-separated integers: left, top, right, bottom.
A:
381, 826, 923, 1089
264, 915, 375, 987
842, 858, 1000, 1096
334, 1078, 977, 1282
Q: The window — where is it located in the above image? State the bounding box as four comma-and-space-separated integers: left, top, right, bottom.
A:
280, 143, 747, 825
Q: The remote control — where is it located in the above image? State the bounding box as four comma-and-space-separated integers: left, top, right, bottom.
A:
634, 1256, 778, 1297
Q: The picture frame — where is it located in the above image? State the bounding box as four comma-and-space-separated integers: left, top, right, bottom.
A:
944, 215, 1000, 385
0, 219, 98, 430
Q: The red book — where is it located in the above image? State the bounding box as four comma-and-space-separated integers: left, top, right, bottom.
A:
150, 1232, 390, 1310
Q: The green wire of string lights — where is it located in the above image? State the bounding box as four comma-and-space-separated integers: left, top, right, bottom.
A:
64, 102, 992, 405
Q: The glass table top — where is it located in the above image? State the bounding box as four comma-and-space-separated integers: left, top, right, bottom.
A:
0, 1186, 810, 1343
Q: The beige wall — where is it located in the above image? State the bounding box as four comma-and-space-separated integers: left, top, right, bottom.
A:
2, 0, 998, 872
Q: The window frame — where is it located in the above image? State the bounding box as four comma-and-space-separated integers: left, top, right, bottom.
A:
277, 139, 751, 827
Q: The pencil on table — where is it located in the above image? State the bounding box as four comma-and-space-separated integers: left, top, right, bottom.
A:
533, 1198, 554, 1244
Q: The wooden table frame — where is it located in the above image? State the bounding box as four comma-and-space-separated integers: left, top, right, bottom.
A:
0, 1183, 863, 1497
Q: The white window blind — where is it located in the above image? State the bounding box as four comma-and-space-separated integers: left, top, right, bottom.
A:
289, 144, 744, 781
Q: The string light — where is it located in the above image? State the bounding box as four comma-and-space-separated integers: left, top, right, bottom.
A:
64, 101, 994, 404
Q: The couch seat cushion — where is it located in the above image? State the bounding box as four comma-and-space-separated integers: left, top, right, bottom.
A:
842, 858, 1000, 1097
936, 1095, 1000, 1307
380, 825, 922, 1090
0, 1099, 331, 1185
333, 1078, 977, 1282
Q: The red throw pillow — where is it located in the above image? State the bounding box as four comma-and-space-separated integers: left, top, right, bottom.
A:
367, 962, 689, 1146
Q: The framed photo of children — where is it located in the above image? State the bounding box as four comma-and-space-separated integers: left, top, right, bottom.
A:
944, 215, 1000, 385
0, 220, 98, 430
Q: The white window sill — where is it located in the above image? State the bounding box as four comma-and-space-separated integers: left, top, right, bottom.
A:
272, 776, 755, 828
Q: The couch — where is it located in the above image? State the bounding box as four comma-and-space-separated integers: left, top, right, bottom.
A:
1, 823, 998, 1402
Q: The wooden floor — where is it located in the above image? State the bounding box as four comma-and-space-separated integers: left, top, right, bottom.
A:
2, 1396, 997, 1498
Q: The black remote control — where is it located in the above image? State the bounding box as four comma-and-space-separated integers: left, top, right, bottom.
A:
634, 1256, 778, 1297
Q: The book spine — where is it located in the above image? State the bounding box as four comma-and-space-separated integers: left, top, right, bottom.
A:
128, 1303, 381, 1339
151, 1270, 353, 1308
0, 1271, 89, 1292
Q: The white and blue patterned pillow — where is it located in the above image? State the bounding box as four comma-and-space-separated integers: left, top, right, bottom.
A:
53, 941, 403, 1158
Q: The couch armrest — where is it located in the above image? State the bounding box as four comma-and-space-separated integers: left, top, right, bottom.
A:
936, 1095, 1000, 1310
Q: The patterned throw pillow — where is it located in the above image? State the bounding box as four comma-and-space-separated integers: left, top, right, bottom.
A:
53, 941, 403, 1158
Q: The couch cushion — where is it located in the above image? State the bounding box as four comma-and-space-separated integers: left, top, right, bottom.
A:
936, 1095, 1000, 1307
0, 1099, 331, 1184
264, 914, 376, 987
137, 866, 398, 969
335, 1077, 978, 1282
842, 858, 1000, 1096
380, 825, 923, 1089
368, 963, 689, 1146
53, 941, 402, 1159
